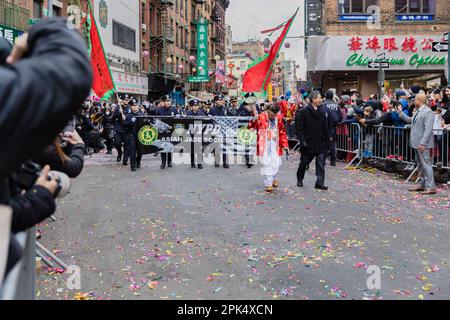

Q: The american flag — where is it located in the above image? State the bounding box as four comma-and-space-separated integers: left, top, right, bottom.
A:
216, 61, 226, 84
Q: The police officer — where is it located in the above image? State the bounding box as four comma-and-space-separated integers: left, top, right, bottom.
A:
228, 96, 239, 116
239, 93, 258, 168
156, 95, 178, 169
187, 99, 205, 169
209, 93, 230, 168
113, 94, 131, 164
102, 105, 115, 154
124, 99, 143, 171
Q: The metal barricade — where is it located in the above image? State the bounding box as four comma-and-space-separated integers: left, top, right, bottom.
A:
0, 228, 36, 300
336, 122, 363, 168
363, 125, 415, 165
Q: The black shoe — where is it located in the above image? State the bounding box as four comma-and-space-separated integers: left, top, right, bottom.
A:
117, 155, 122, 163
123, 161, 128, 166
198, 164, 203, 169
297, 181, 303, 187
246, 163, 253, 169
191, 163, 196, 168
223, 164, 230, 169
160, 163, 166, 169
131, 167, 137, 172
315, 184, 329, 191
136, 163, 141, 169
107, 150, 113, 155
168, 163, 173, 168
215, 163, 220, 168
330, 161, 336, 167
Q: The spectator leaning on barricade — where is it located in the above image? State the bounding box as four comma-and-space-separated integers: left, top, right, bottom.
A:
0, 18, 92, 280
396, 94, 437, 195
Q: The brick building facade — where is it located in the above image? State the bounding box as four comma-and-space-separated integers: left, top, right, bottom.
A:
307, 0, 450, 97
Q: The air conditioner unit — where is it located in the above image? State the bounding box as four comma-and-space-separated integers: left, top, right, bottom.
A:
142, 24, 147, 33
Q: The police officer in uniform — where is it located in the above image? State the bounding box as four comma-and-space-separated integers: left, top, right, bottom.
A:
102, 105, 115, 154
209, 93, 230, 168
239, 93, 258, 168
124, 99, 143, 171
156, 95, 178, 169
187, 99, 205, 169
113, 94, 131, 164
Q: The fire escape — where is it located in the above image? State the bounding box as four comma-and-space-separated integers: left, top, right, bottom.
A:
149, 0, 175, 82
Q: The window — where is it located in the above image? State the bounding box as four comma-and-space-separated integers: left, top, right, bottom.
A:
150, 5, 153, 26
33, 0, 43, 18
113, 21, 136, 52
339, 0, 378, 14
142, 3, 146, 24
395, 0, 435, 14
176, 23, 179, 45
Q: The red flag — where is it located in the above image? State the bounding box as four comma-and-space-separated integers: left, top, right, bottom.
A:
87, 1, 115, 100
242, 9, 298, 93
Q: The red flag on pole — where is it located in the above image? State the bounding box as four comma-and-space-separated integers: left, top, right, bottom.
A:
86, 0, 115, 100
242, 9, 298, 93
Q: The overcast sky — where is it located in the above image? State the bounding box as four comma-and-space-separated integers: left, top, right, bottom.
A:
226, 0, 306, 78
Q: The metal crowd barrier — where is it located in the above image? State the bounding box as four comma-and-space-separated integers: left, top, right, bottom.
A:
337, 123, 450, 181
0, 228, 36, 300
335, 122, 363, 168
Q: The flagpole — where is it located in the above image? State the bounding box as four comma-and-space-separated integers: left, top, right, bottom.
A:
260, 8, 299, 93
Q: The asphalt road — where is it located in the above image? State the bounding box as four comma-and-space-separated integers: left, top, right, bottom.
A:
36, 152, 450, 300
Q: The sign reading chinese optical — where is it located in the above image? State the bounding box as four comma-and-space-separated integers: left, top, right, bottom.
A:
112, 71, 148, 95
307, 35, 448, 72
188, 18, 210, 83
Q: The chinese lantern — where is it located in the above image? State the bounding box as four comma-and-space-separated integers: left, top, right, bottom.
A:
284, 42, 291, 48
189, 55, 196, 62
264, 48, 270, 54
245, 51, 251, 57
179, 64, 184, 69
143, 51, 149, 58
166, 57, 173, 64
208, 71, 213, 76
192, 68, 197, 73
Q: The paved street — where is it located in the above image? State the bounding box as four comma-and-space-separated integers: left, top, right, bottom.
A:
36, 152, 450, 300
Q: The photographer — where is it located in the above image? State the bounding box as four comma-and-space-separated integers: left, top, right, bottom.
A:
0, 18, 92, 179
33, 131, 86, 179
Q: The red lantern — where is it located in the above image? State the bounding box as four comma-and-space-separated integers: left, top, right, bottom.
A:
285, 42, 291, 48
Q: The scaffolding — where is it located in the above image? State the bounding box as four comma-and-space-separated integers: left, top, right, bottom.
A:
0, 0, 30, 31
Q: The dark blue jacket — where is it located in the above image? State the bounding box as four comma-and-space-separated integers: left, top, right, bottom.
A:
187, 110, 206, 117
112, 106, 130, 133
156, 106, 178, 116
124, 111, 144, 135
322, 99, 342, 126
209, 105, 229, 117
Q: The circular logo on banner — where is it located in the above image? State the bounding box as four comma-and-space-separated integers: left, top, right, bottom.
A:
237, 127, 257, 145
138, 125, 158, 146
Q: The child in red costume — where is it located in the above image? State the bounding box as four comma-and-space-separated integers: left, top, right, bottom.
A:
249, 103, 289, 193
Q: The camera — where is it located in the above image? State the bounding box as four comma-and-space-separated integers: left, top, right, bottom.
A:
11, 162, 71, 199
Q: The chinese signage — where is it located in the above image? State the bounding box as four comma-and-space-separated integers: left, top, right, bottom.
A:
0, 24, 23, 46
307, 35, 448, 71
396, 15, 434, 21
188, 18, 209, 83
112, 71, 148, 95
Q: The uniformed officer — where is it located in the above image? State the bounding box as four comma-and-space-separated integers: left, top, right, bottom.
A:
156, 95, 178, 169
239, 93, 258, 168
113, 94, 131, 164
228, 96, 239, 116
102, 105, 115, 154
123, 99, 143, 171
209, 93, 230, 169
187, 99, 205, 169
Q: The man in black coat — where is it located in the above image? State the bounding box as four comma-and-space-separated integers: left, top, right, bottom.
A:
156, 95, 178, 169
124, 100, 144, 171
296, 91, 330, 190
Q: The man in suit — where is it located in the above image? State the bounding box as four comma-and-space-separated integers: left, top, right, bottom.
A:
296, 91, 330, 190
397, 93, 437, 195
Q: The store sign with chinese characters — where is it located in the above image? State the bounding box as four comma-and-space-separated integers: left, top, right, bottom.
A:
188, 18, 210, 83
112, 71, 148, 95
0, 24, 23, 46
396, 15, 434, 21
307, 35, 448, 71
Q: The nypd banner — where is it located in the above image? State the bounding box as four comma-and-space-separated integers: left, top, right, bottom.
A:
135, 116, 257, 156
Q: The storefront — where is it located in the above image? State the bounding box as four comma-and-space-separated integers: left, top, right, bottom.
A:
112, 71, 148, 103
307, 35, 448, 97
